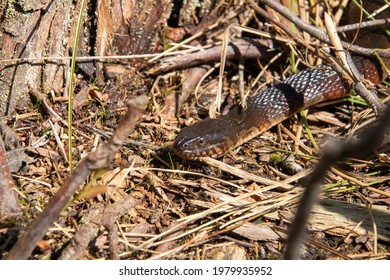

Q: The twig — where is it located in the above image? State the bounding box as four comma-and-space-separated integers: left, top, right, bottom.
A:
200, 157, 308, 190
48, 120, 68, 162
4, 95, 148, 260
147, 38, 275, 75
337, 17, 390, 32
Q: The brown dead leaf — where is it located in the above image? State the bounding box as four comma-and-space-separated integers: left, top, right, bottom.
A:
89, 87, 109, 103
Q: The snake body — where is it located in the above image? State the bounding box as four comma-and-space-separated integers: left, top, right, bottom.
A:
173, 57, 383, 159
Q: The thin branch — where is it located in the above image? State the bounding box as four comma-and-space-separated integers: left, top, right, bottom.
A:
147, 38, 275, 75
337, 17, 390, 32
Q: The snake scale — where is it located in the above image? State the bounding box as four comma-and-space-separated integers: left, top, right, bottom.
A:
173, 1, 389, 159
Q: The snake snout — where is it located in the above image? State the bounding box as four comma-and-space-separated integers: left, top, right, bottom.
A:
173, 133, 211, 159
172, 119, 231, 159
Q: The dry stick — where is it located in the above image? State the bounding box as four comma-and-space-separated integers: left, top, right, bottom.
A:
200, 157, 307, 189
4, 95, 148, 260
285, 106, 390, 260
0, 52, 192, 66
147, 38, 275, 75
337, 17, 390, 32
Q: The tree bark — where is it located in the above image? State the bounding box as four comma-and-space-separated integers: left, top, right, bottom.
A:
0, 0, 172, 116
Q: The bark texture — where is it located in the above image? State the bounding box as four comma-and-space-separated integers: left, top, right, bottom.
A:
0, 0, 172, 116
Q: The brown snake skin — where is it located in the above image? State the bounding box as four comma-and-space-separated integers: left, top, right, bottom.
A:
173, 2, 388, 159
173, 57, 383, 159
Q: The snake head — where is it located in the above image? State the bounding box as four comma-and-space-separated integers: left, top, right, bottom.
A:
173, 118, 236, 159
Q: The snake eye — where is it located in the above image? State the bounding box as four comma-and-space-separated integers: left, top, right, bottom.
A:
198, 137, 205, 144
182, 143, 188, 148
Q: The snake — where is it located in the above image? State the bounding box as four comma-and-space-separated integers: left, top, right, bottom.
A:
172, 2, 388, 160
173, 57, 383, 159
